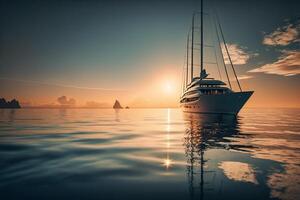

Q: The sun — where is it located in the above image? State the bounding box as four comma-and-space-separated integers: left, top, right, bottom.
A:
164, 81, 173, 94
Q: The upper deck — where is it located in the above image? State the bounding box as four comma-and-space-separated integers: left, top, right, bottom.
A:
187, 77, 226, 89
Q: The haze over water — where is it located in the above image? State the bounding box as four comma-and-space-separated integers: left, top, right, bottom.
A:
0, 108, 299, 200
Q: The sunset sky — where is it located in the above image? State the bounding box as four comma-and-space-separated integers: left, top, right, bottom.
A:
0, 0, 299, 108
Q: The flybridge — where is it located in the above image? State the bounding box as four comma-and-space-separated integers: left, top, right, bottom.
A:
185, 79, 226, 91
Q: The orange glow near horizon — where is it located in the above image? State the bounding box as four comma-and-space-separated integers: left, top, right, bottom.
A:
0, 67, 184, 108
1, 64, 299, 108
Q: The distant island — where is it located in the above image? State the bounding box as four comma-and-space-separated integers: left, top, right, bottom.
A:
0, 98, 21, 109
113, 100, 123, 109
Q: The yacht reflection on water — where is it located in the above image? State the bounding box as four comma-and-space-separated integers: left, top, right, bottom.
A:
183, 113, 248, 200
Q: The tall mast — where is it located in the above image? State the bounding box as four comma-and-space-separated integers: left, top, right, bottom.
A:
186, 33, 190, 88
200, 0, 204, 76
191, 13, 195, 83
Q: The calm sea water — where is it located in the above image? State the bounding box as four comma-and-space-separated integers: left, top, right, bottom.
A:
0, 108, 299, 200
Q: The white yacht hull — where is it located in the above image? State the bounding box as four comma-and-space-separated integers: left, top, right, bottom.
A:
180, 91, 253, 115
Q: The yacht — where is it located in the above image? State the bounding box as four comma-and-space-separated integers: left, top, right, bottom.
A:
180, 0, 253, 115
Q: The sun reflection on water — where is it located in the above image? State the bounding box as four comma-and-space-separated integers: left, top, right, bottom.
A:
162, 109, 174, 170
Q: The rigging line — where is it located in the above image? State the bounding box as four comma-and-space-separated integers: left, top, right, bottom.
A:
191, 47, 213, 51
213, 47, 222, 81
215, 12, 242, 92
191, 12, 195, 82
200, 0, 204, 76
212, 14, 232, 89
193, 11, 210, 15
204, 61, 218, 65
182, 35, 188, 95
182, 71, 185, 95
182, 55, 185, 95
190, 43, 214, 48
187, 62, 218, 66
186, 31, 190, 89
208, 13, 222, 81
181, 44, 186, 95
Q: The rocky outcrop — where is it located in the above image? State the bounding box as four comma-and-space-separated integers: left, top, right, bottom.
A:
0, 98, 21, 108
113, 100, 123, 109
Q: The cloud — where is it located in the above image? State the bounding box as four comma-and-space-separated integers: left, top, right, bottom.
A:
219, 161, 258, 184
249, 50, 300, 76
57, 96, 76, 106
237, 75, 253, 80
263, 23, 299, 46
221, 43, 254, 65
230, 75, 253, 82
